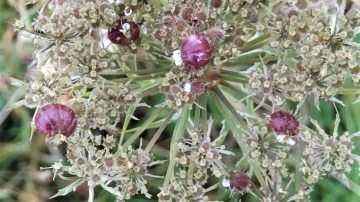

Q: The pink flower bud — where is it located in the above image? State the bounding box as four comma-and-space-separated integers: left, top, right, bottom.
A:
35, 104, 77, 137
181, 34, 212, 70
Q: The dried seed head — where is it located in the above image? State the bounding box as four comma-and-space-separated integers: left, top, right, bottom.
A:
108, 19, 140, 46
269, 111, 299, 136
35, 104, 77, 137
181, 34, 212, 70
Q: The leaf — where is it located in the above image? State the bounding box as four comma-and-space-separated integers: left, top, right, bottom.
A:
329, 96, 345, 107
163, 107, 189, 186
124, 114, 177, 134
210, 86, 269, 193
353, 95, 360, 104
7, 77, 27, 88
7, 100, 25, 110
49, 178, 86, 199
241, 32, 272, 52
124, 109, 182, 134
119, 106, 136, 144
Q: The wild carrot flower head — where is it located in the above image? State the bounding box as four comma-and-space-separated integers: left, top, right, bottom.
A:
8, 0, 360, 201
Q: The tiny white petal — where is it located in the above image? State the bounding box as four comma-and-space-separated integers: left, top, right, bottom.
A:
41, 59, 56, 77
222, 179, 230, 187
99, 29, 118, 52
172, 50, 183, 66
218, 150, 235, 155
276, 135, 286, 142
184, 83, 191, 92
286, 138, 295, 145
278, 188, 288, 194
120, 23, 130, 33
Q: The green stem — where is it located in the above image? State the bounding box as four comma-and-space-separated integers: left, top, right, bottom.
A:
210, 86, 269, 193
221, 81, 273, 112
119, 106, 137, 145
139, 83, 162, 97
122, 107, 164, 149
144, 110, 176, 153
100, 67, 172, 76
194, 94, 205, 128
105, 71, 166, 82
88, 186, 94, 202
218, 73, 249, 83
163, 107, 190, 188
241, 32, 272, 52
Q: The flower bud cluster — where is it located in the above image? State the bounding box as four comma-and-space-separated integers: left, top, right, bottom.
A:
301, 125, 360, 187
77, 83, 137, 130
248, 62, 293, 106
266, 1, 360, 99
30, 0, 119, 73
246, 122, 273, 160
247, 121, 291, 177
176, 129, 230, 177
51, 132, 163, 200
159, 67, 206, 110
78, 52, 116, 85
23, 66, 74, 108
158, 119, 233, 201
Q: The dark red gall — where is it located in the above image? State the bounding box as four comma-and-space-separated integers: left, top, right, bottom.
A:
108, 19, 140, 46
269, 111, 299, 136
35, 104, 77, 137
181, 34, 212, 70
230, 172, 250, 192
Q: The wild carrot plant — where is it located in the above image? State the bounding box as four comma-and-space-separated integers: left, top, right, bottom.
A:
8, 0, 360, 201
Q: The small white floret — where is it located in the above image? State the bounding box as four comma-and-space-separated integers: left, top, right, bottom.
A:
222, 179, 230, 188
276, 134, 295, 145
172, 50, 183, 66
41, 59, 56, 77
120, 23, 130, 34
184, 83, 191, 92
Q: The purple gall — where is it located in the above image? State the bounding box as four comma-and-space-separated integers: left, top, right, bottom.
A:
35, 104, 77, 137
181, 34, 212, 71
269, 111, 299, 136
223, 171, 251, 193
